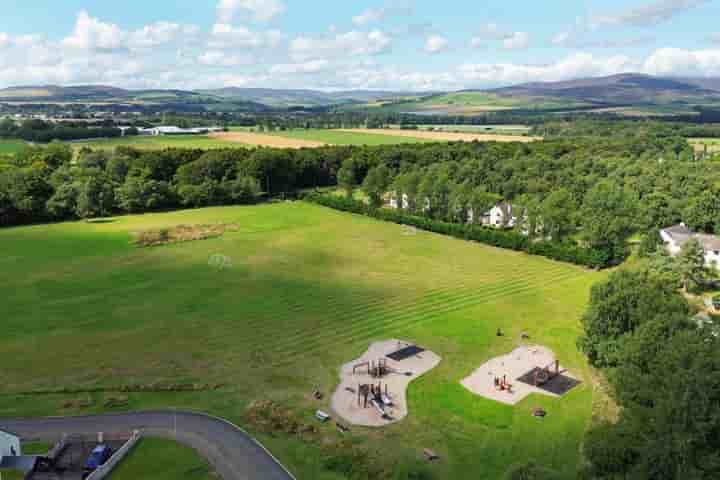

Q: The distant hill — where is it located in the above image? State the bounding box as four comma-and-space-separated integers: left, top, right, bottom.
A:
486, 73, 720, 106
198, 87, 422, 108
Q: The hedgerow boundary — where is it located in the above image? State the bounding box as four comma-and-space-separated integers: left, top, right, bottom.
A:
305, 193, 612, 269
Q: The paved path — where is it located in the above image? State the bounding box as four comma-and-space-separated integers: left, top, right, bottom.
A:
0, 411, 295, 480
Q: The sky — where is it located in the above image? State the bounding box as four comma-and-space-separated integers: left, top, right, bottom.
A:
1, 0, 720, 91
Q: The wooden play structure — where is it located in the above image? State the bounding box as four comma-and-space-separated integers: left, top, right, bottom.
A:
353, 358, 390, 378
494, 374, 512, 393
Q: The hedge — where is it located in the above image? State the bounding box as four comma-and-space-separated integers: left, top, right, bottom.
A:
305, 193, 611, 269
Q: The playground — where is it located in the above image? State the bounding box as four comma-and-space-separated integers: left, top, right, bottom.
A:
460, 346, 580, 406
330, 340, 441, 427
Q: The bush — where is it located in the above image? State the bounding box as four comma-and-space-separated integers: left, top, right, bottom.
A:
305, 193, 611, 268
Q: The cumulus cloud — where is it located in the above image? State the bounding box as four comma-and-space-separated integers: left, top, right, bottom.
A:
209, 23, 283, 49
217, 0, 285, 23
62, 10, 125, 50
424, 35, 449, 53
590, 0, 708, 28
0, 33, 10, 49
129, 22, 198, 48
290, 30, 392, 61
553, 30, 655, 49
643, 47, 720, 76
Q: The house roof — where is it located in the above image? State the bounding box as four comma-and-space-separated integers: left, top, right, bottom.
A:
662, 224, 720, 252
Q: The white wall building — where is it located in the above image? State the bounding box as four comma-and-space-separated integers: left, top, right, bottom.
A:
0, 430, 21, 459
660, 223, 720, 267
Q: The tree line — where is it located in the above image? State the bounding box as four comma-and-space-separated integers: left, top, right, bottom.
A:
1, 129, 717, 264
0, 119, 129, 143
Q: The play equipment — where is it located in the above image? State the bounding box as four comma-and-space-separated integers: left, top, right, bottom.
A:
494, 374, 512, 392
387, 344, 425, 362
357, 382, 393, 419
353, 358, 391, 378
534, 360, 560, 387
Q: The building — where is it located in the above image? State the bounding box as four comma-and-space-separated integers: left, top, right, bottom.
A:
0, 430, 21, 459
660, 223, 720, 267
139, 126, 223, 136
468, 202, 517, 228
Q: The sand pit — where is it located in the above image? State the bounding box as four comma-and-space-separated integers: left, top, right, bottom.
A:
331, 339, 441, 427
209, 131, 328, 149
335, 128, 541, 143
461, 345, 580, 406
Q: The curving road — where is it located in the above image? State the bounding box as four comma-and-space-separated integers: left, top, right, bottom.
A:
0, 410, 295, 480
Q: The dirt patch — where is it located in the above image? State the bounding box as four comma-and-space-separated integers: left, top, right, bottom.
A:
209, 131, 328, 149
335, 128, 541, 143
461, 345, 579, 405
132, 223, 239, 247
330, 339, 441, 427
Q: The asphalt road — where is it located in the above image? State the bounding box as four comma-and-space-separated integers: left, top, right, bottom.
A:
0, 410, 295, 480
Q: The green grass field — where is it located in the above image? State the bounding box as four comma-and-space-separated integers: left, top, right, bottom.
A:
71, 135, 246, 151
0, 202, 600, 479
0, 139, 28, 154
270, 129, 432, 145
110, 438, 215, 480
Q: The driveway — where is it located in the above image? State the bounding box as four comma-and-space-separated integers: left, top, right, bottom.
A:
0, 411, 294, 480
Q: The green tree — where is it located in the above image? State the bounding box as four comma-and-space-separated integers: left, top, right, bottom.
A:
76, 174, 115, 219
677, 238, 710, 292
362, 165, 392, 208
540, 188, 576, 241
337, 159, 357, 199
578, 269, 689, 367
581, 182, 637, 262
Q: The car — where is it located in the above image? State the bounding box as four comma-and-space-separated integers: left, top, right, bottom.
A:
82, 444, 113, 478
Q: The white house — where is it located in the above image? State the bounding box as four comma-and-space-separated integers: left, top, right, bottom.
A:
0, 430, 21, 459
468, 202, 516, 228
388, 192, 409, 210
660, 223, 720, 267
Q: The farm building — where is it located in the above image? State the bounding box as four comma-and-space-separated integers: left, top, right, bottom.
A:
660, 224, 720, 267
139, 126, 223, 136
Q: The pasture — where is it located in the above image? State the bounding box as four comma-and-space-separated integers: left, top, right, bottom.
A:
0, 202, 600, 479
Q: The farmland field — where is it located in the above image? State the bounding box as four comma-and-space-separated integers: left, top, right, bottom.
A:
0, 202, 600, 479
0, 139, 28, 154
110, 438, 215, 480
71, 135, 247, 151
336, 128, 541, 143
689, 137, 720, 153
267, 128, 433, 146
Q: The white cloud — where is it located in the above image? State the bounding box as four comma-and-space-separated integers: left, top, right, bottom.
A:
459, 52, 637, 86
290, 30, 392, 61
129, 22, 198, 48
503, 32, 529, 50
352, 3, 413, 26
643, 47, 720, 76
217, 0, 285, 23
209, 23, 283, 49
0, 33, 9, 49
424, 35, 448, 53
62, 10, 125, 50
198, 51, 253, 66
270, 60, 330, 74
591, 0, 708, 28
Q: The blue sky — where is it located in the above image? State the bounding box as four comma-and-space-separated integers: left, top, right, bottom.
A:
0, 0, 719, 90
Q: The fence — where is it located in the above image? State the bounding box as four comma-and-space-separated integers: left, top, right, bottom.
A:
85, 430, 142, 480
